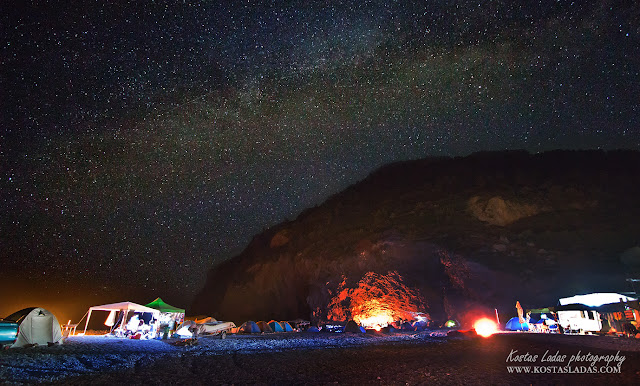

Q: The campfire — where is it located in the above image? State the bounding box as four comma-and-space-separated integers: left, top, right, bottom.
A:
473, 318, 498, 338
326, 271, 427, 329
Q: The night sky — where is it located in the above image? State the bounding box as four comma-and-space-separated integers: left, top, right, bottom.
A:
1, 0, 639, 322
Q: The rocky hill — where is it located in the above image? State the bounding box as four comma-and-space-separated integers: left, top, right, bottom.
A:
191, 150, 640, 327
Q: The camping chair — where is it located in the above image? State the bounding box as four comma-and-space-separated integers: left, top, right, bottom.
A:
61, 322, 78, 338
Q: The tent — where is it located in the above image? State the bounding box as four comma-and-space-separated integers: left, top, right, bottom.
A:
268, 320, 285, 332
5, 307, 63, 348
444, 320, 459, 328
145, 298, 185, 333
281, 321, 295, 332
381, 326, 398, 333
399, 321, 415, 331
344, 320, 365, 333
307, 326, 320, 332
530, 317, 546, 325
412, 320, 428, 331
83, 302, 160, 336
289, 319, 310, 330
256, 321, 273, 333
529, 314, 556, 325
505, 317, 530, 331
238, 321, 261, 333
144, 298, 185, 314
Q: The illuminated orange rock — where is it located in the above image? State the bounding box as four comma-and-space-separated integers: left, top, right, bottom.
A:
326, 271, 427, 327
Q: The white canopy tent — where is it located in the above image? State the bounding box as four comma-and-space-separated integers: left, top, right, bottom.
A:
82, 302, 161, 335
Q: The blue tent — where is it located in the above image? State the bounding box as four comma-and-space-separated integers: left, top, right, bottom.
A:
281, 321, 295, 332
399, 321, 415, 331
531, 313, 557, 325
239, 320, 261, 333
307, 326, 320, 332
505, 317, 529, 331
268, 320, 285, 332
412, 320, 428, 331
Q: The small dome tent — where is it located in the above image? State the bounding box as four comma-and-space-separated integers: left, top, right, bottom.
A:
505, 317, 530, 331
344, 320, 365, 333
5, 307, 63, 348
256, 321, 273, 333
399, 321, 415, 331
444, 320, 459, 328
412, 320, 428, 331
281, 321, 295, 332
238, 321, 261, 333
268, 320, 285, 332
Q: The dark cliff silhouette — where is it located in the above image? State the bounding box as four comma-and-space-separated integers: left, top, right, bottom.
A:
191, 150, 640, 326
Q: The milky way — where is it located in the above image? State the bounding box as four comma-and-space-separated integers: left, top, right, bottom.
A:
1, 1, 639, 319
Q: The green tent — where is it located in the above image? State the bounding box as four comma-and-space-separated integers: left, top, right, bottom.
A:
444, 320, 459, 328
145, 298, 185, 314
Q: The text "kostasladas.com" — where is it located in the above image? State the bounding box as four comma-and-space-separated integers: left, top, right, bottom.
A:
507, 365, 622, 374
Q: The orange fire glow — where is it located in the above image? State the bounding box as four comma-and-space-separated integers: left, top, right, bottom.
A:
357, 306, 394, 328
474, 318, 498, 338
326, 271, 426, 328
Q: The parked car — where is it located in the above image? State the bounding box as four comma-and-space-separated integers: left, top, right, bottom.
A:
0, 319, 19, 347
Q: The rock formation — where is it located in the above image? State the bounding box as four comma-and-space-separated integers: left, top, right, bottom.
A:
191, 150, 640, 327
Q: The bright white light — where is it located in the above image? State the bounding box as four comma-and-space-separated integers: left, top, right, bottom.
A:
413, 313, 429, 323
474, 318, 498, 338
358, 313, 393, 329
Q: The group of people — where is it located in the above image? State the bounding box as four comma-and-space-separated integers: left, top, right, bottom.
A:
121, 314, 158, 339
104, 308, 182, 339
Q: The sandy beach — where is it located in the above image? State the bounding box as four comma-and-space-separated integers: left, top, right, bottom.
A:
2, 331, 639, 385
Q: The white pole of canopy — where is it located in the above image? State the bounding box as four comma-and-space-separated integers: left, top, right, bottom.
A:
121, 310, 129, 333
83, 309, 93, 335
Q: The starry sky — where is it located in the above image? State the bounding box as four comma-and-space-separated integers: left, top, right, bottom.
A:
1, 0, 639, 322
